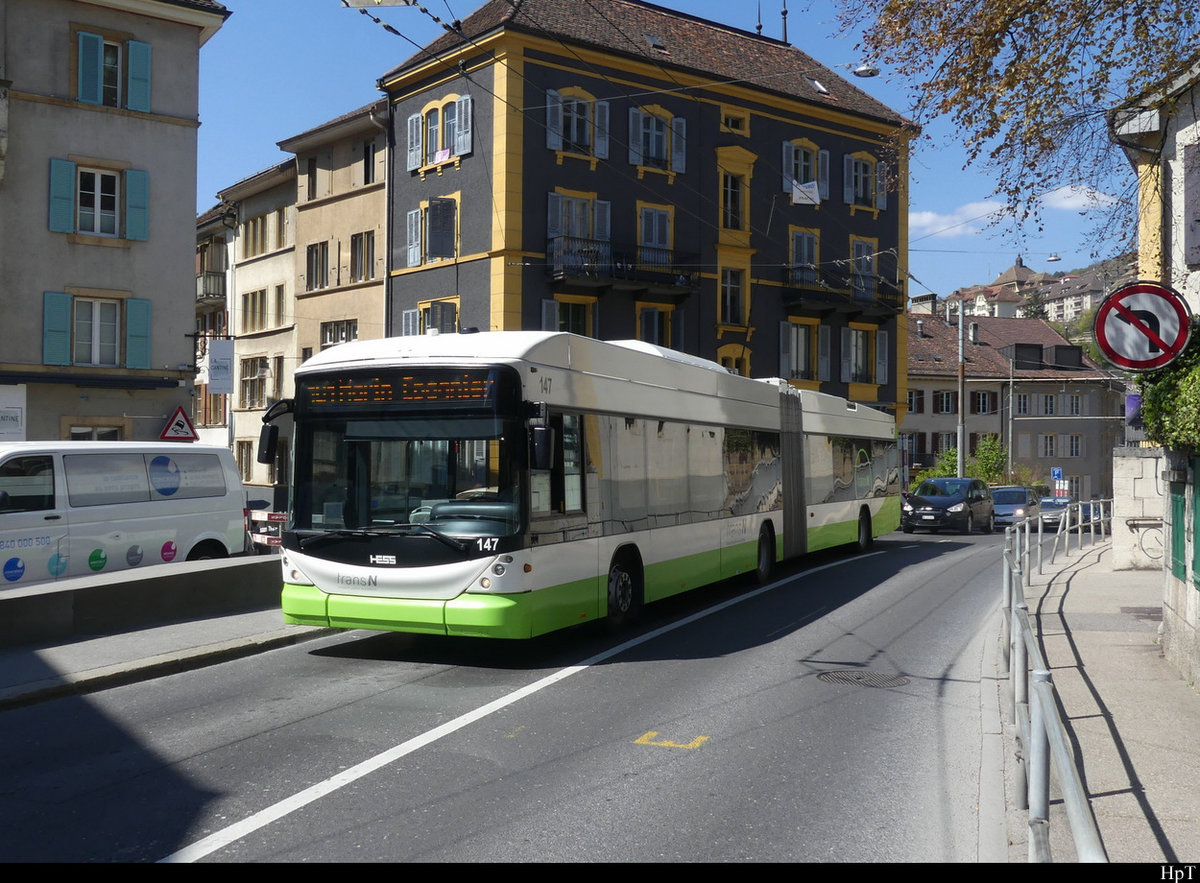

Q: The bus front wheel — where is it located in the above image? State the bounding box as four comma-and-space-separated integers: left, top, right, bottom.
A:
606, 554, 643, 629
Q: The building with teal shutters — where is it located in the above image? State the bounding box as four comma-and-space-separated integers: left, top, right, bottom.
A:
0, 0, 229, 440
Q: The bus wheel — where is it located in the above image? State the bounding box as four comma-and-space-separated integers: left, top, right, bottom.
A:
755, 525, 775, 583
856, 509, 873, 552
606, 555, 642, 628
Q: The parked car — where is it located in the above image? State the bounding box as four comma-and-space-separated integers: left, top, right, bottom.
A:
991, 486, 1041, 527
1040, 496, 1072, 528
902, 477, 995, 534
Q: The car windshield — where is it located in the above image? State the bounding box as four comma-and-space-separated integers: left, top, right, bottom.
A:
915, 479, 968, 497
1041, 498, 1069, 509
992, 489, 1028, 505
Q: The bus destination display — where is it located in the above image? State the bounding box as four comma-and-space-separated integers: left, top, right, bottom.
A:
303, 372, 497, 407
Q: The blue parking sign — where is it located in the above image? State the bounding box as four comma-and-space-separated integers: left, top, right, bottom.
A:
1051, 467, 1063, 481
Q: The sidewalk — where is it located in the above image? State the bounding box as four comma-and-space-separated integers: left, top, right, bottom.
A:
0, 608, 329, 710
1000, 535, 1200, 863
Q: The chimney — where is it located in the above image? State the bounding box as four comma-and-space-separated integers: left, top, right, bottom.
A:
916, 320, 924, 338
969, 322, 979, 343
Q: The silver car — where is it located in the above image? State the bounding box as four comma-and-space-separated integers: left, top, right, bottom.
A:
991, 486, 1040, 527
1040, 497, 1072, 528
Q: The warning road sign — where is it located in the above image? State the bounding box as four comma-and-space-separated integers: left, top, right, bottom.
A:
1094, 281, 1192, 371
160, 406, 199, 441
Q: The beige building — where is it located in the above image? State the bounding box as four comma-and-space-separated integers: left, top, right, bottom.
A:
200, 100, 389, 508
216, 160, 296, 506
0, 0, 228, 440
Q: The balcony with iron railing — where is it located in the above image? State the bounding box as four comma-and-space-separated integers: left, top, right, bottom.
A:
196, 270, 226, 305
781, 264, 903, 314
547, 236, 698, 292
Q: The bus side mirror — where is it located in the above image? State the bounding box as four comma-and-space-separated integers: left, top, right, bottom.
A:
257, 423, 278, 464
530, 425, 555, 471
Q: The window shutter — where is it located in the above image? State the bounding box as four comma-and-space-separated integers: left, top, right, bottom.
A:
782, 141, 795, 193
875, 161, 888, 210
594, 100, 610, 159
126, 40, 152, 112
672, 307, 685, 350
628, 108, 643, 165
840, 327, 852, 382
670, 116, 686, 173
546, 90, 563, 150
541, 299, 559, 331
49, 158, 77, 233
406, 208, 421, 267
401, 309, 419, 336
817, 150, 830, 200
593, 200, 610, 243
454, 95, 472, 155
406, 113, 422, 171
817, 325, 830, 381
1186, 144, 1200, 264
875, 329, 889, 384
124, 169, 149, 241
779, 322, 791, 378
42, 292, 72, 366
77, 32, 103, 104
429, 301, 457, 334
914, 389, 924, 413
843, 155, 855, 204
426, 198, 456, 259
124, 298, 151, 369
546, 192, 563, 239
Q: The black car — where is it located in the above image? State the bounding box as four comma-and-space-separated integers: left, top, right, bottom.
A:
902, 477, 995, 534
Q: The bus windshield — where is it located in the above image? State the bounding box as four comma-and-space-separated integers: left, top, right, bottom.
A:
290, 367, 523, 538
292, 417, 520, 536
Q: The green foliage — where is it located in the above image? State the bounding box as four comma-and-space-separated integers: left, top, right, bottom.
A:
835, 1, 1199, 245
1139, 341, 1200, 451
910, 434, 1009, 488
970, 434, 1007, 485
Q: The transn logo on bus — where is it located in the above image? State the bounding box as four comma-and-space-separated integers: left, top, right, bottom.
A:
369, 555, 396, 565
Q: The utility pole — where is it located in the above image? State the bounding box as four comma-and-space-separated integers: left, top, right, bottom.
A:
957, 307, 965, 476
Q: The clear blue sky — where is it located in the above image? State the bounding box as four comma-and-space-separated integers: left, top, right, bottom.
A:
197, 0, 1128, 298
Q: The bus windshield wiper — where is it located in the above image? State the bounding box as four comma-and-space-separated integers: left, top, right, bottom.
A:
410, 522, 470, 553
298, 529, 371, 549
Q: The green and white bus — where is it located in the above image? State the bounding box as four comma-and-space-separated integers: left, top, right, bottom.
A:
258, 332, 899, 639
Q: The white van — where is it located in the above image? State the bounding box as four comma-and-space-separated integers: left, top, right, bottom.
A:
0, 442, 247, 587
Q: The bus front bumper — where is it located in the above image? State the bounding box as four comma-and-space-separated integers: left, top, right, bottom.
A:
281, 582, 539, 640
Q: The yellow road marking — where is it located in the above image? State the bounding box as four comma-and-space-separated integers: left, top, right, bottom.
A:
634, 731, 710, 749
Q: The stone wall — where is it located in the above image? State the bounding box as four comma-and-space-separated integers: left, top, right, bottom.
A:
1112, 446, 1165, 570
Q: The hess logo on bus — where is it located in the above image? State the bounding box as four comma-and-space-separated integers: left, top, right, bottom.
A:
369, 554, 396, 565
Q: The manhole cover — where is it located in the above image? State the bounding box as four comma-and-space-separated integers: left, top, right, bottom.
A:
816, 670, 910, 688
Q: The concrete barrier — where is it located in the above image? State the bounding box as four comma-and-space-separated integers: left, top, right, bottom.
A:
0, 557, 283, 649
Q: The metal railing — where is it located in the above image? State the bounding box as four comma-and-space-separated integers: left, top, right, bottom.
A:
1000, 499, 1113, 862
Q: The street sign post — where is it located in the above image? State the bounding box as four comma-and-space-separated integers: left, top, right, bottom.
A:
1093, 281, 1193, 371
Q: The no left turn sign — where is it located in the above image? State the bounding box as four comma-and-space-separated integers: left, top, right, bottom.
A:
1093, 281, 1193, 371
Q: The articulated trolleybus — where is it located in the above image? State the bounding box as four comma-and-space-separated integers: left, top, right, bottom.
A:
258, 332, 899, 639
